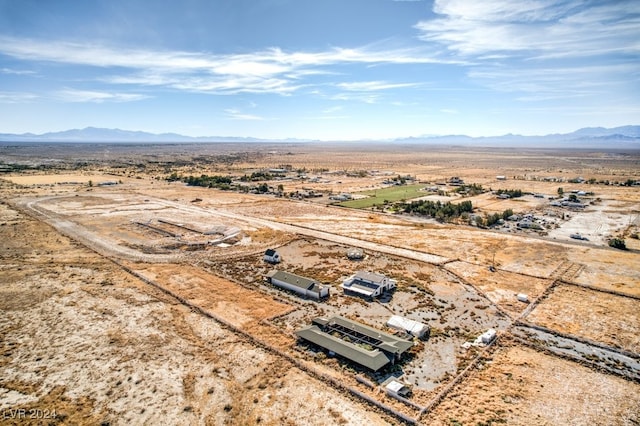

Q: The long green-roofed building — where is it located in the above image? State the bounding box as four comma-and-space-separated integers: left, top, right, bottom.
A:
295, 316, 413, 371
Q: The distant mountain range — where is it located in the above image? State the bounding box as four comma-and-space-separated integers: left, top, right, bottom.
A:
0, 126, 639, 147
391, 126, 640, 147
0, 127, 288, 143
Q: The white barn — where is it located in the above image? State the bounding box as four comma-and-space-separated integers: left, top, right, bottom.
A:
341, 271, 396, 299
265, 270, 329, 300
386, 315, 429, 339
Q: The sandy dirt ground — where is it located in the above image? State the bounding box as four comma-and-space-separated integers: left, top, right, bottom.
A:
0, 202, 391, 425
444, 261, 551, 315
568, 247, 640, 296
4, 174, 127, 186
1, 144, 638, 425
428, 342, 640, 426
526, 285, 640, 354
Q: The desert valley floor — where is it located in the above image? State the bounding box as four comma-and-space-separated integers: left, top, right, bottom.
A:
1, 142, 639, 425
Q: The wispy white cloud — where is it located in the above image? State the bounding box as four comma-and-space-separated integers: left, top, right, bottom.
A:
55, 89, 150, 103
330, 92, 379, 104
1, 67, 36, 75
322, 105, 344, 114
307, 105, 349, 120
327, 81, 420, 105
224, 108, 265, 120
336, 81, 420, 91
304, 114, 349, 120
415, 0, 640, 59
468, 63, 637, 96
390, 100, 419, 107
0, 36, 459, 96
0, 91, 38, 103
414, 0, 640, 99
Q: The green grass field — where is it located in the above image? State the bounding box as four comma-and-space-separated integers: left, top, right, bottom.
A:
338, 184, 426, 209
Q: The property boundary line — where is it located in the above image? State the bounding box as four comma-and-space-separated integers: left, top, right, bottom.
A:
514, 320, 640, 361
115, 261, 420, 425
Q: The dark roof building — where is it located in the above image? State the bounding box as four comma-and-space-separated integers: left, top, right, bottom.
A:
265, 270, 329, 300
295, 316, 413, 371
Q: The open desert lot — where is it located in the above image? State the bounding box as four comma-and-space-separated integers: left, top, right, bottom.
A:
0, 202, 391, 426
428, 343, 640, 426
526, 284, 640, 354
1, 143, 639, 425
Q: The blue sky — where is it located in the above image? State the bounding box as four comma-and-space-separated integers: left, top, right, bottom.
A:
0, 0, 638, 139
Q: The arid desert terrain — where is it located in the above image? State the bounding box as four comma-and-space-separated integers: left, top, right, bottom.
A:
1, 142, 639, 425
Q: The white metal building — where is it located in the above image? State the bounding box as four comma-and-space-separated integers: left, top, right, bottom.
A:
385, 379, 412, 398
386, 315, 429, 339
480, 328, 497, 344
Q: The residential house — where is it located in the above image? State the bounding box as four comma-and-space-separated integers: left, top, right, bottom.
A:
341, 271, 396, 299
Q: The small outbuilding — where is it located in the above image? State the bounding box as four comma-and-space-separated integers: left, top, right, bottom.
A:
263, 248, 281, 264
346, 247, 364, 260
386, 315, 429, 339
480, 328, 497, 344
517, 293, 529, 303
384, 379, 412, 398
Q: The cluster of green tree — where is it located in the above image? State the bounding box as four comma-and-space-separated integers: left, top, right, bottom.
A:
496, 188, 523, 198
165, 172, 278, 193
402, 199, 473, 222
183, 174, 233, 189
239, 171, 283, 182
484, 209, 514, 227
566, 178, 637, 186
391, 174, 407, 184
608, 238, 627, 250
346, 170, 369, 178
0, 162, 51, 172
255, 182, 270, 193
453, 183, 485, 196
166, 172, 181, 182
